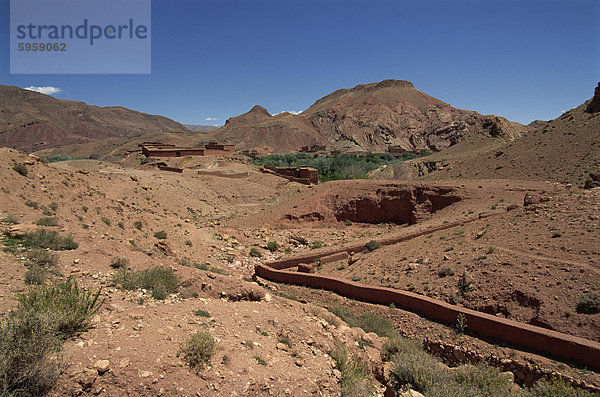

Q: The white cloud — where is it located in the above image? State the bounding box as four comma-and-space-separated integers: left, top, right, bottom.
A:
24, 86, 62, 96
205, 117, 217, 121
276, 110, 302, 115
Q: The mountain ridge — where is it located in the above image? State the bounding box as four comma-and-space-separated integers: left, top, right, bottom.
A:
0, 85, 187, 151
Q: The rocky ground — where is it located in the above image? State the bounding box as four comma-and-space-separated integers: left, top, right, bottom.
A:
1, 147, 599, 396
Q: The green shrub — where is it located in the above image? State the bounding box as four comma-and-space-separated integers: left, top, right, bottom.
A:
311, 241, 323, 249
17, 278, 103, 340
364, 240, 382, 252
438, 267, 455, 278
524, 378, 596, 397
100, 217, 111, 226
184, 240, 192, 247
109, 257, 129, 269
249, 248, 262, 257
330, 341, 372, 396
254, 356, 267, 366
24, 200, 39, 209
328, 306, 397, 338
381, 337, 423, 362
152, 289, 167, 300
48, 202, 58, 212
12, 163, 28, 176
113, 267, 179, 299
26, 248, 58, 268
427, 364, 516, 397
2, 214, 19, 224
266, 241, 279, 252
23, 230, 78, 250
0, 310, 61, 396
153, 230, 167, 239
35, 217, 58, 227
178, 332, 216, 371
193, 309, 211, 318
576, 293, 600, 314
390, 347, 447, 393
117, 221, 125, 230
24, 266, 48, 285
345, 219, 353, 226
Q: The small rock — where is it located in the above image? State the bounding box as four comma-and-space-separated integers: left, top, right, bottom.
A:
139, 370, 153, 378
119, 358, 130, 368
276, 343, 288, 351
94, 360, 110, 375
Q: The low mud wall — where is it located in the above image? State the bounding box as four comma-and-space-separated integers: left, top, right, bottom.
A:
255, 265, 600, 370
255, 213, 600, 371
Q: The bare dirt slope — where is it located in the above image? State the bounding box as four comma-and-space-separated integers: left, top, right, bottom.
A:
374, 82, 600, 188
0, 85, 188, 152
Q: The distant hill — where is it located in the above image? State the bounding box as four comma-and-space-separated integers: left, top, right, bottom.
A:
211, 79, 528, 154
184, 124, 219, 132
376, 82, 600, 187
0, 85, 187, 151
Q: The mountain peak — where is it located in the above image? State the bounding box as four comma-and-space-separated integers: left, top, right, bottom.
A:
224, 105, 271, 127
249, 105, 271, 116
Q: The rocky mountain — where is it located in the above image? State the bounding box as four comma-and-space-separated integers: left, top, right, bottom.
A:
183, 124, 219, 132
0, 85, 187, 152
213, 105, 328, 154
212, 79, 528, 154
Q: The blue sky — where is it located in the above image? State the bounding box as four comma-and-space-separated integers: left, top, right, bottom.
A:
1, 0, 598, 125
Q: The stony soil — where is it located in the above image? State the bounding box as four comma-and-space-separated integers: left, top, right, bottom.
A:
1, 147, 599, 395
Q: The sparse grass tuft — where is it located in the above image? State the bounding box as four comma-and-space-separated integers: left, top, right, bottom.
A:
438, 267, 455, 278
24, 200, 39, 209
178, 332, 216, 371
23, 230, 78, 251
133, 220, 143, 230
35, 217, 58, 227
153, 230, 167, 239
311, 241, 323, 249
26, 248, 58, 268
24, 266, 49, 285
193, 309, 211, 318
100, 217, 111, 226
576, 293, 600, 314
249, 248, 262, 257
109, 257, 129, 269
2, 214, 19, 224
330, 341, 373, 396
113, 267, 179, 299
364, 240, 382, 252
267, 241, 279, 252
328, 305, 397, 338
17, 278, 103, 340
524, 378, 596, 396
0, 309, 61, 396
12, 163, 28, 176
